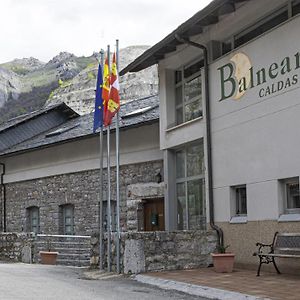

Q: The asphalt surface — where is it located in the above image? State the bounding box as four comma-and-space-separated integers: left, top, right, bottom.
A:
0, 263, 207, 300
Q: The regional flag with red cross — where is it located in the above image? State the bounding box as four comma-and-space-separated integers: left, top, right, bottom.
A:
104, 52, 120, 126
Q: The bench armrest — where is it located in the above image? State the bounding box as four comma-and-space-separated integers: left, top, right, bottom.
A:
253, 242, 273, 256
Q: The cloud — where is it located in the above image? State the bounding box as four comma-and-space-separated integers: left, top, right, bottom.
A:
0, 0, 212, 63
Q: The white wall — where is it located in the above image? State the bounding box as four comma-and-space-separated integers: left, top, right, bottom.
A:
209, 15, 300, 222
2, 122, 162, 183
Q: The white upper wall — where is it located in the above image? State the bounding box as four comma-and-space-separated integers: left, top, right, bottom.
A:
2, 122, 162, 184
209, 14, 300, 221
156, 0, 299, 222
158, 0, 287, 150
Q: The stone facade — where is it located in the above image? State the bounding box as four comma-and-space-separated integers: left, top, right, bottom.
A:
126, 182, 165, 231
5, 160, 163, 235
0, 232, 34, 263
90, 230, 217, 273
123, 231, 217, 273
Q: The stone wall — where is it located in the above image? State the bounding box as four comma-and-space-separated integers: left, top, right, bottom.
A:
91, 230, 217, 273
0, 232, 34, 263
126, 182, 165, 231
123, 231, 217, 273
5, 160, 163, 236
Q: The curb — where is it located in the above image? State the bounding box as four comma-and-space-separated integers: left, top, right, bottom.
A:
134, 275, 271, 300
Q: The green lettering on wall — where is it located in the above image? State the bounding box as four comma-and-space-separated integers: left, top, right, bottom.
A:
280, 57, 291, 75
256, 68, 266, 85
269, 63, 278, 79
218, 63, 236, 101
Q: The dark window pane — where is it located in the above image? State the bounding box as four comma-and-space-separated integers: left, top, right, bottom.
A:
188, 179, 205, 230
293, 1, 300, 16
177, 183, 187, 230
175, 70, 182, 84
236, 187, 247, 215
175, 86, 182, 106
222, 41, 232, 55
185, 100, 202, 122
286, 181, 300, 209
235, 9, 288, 48
187, 143, 204, 177
184, 76, 201, 102
176, 150, 185, 178
176, 107, 183, 125
184, 60, 203, 78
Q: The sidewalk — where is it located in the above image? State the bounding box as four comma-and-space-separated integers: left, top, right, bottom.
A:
134, 268, 300, 300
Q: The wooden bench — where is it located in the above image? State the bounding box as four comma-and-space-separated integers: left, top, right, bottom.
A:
253, 232, 300, 276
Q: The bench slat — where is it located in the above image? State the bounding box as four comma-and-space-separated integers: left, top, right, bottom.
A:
260, 253, 300, 258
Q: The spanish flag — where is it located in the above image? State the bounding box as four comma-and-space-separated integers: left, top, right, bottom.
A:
104, 52, 120, 126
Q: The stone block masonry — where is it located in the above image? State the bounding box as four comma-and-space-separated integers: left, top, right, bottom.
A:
90, 230, 218, 273
0, 232, 34, 263
5, 160, 163, 235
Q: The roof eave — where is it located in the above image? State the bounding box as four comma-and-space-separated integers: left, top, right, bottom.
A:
120, 0, 250, 75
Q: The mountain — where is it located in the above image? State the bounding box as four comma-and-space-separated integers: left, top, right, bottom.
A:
0, 52, 95, 122
0, 46, 158, 123
45, 46, 158, 115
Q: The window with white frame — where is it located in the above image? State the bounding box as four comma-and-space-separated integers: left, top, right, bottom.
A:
26, 206, 40, 234
231, 185, 247, 216
175, 60, 203, 125
59, 204, 74, 235
175, 141, 206, 230
281, 177, 300, 214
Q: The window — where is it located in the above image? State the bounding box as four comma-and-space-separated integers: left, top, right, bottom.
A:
232, 185, 247, 216
234, 7, 288, 48
26, 206, 40, 234
217, 5, 291, 59
292, 0, 300, 16
59, 204, 74, 235
175, 141, 205, 230
281, 177, 300, 214
175, 60, 203, 125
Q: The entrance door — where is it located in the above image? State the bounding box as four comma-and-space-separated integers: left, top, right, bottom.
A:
143, 198, 165, 231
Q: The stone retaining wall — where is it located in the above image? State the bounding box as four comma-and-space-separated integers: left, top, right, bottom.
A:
91, 230, 217, 273
0, 232, 34, 263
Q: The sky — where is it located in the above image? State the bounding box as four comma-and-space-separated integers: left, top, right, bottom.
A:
1, 0, 212, 63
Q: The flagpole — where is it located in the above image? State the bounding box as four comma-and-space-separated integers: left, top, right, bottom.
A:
115, 39, 121, 274
99, 49, 105, 271
106, 45, 112, 273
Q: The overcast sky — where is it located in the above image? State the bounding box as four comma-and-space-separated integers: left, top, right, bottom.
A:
1, 0, 212, 63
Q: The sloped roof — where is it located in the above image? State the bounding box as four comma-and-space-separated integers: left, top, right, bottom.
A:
0, 95, 159, 157
120, 0, 251, 75
0, 103, 78, 153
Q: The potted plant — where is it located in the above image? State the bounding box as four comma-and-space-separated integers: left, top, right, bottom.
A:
39, 237, 59, 265
211, 244, 235, 273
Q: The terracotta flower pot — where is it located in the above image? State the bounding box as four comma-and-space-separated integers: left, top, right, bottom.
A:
39, 251, 59, 265
211, 253, 235, 273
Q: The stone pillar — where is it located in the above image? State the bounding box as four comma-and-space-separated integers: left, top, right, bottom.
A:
126, 182, 164, 231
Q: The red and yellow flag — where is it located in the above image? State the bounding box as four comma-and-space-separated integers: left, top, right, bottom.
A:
104, 52, 120, 126
102, 57, 110, 125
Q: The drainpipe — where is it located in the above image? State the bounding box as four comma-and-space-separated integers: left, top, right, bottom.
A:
175, 35, 224, 248
0, 163, 6, 232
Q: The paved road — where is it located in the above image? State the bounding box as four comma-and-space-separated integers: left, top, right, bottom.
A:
0, 263, 207, 300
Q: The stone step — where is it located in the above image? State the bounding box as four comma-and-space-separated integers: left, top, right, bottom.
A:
36, 247, 90, 254
57, 253, 90, 260
35, 240, 90, 246
56, 258, 90, 267
35, 235, 91, 267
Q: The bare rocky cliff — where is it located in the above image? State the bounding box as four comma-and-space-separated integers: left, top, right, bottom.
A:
0, 46, 158, 123
45, 46, 158, 115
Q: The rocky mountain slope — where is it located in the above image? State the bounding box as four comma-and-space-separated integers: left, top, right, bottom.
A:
0, 53, 95, 122
0, 46, 158, 123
